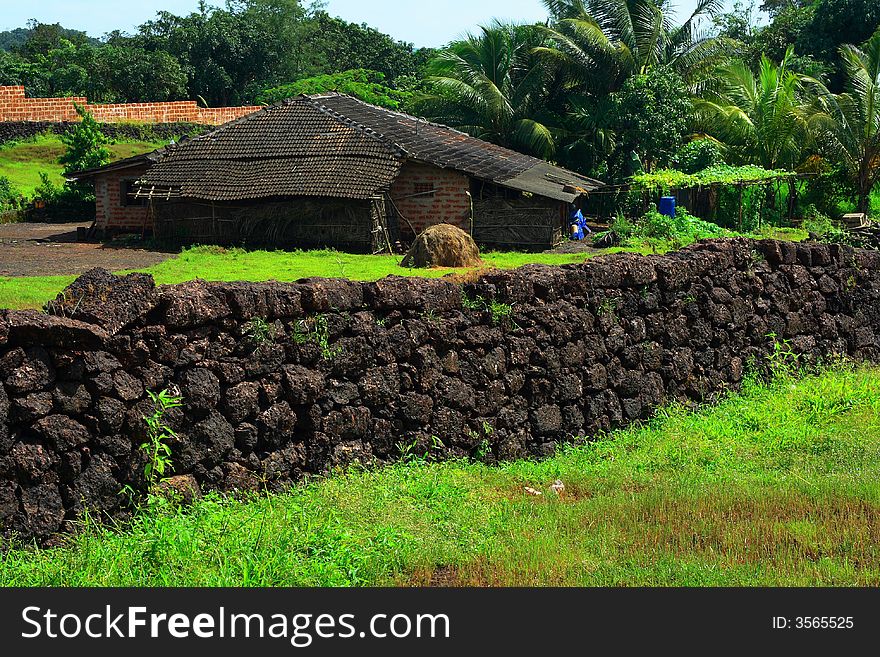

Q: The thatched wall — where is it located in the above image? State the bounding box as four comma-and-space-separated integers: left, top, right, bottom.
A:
472, 197, 565, 250
151, 197, 379, 251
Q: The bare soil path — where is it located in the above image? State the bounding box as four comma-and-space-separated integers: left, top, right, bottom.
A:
0, 222, 175, 277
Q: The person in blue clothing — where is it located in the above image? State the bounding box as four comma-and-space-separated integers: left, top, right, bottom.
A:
568, 203, 591, 240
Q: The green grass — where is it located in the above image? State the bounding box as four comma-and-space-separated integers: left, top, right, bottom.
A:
0, 244, 648, 310
0, 133, 167, 197
0, 227, 809, 311
3, 364, 879, 586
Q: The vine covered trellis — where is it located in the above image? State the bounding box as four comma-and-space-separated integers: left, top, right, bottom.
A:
590, 165, 815, 231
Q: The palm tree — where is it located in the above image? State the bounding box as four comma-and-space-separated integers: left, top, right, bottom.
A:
808, 28, 880, 214
692, 47, 811, 170
415, 22, 556, 158
536, 0, 734, 94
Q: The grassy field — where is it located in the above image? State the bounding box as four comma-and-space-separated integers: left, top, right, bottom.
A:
0, 226, 808, 310
0, 244, 653, 310
0, 133, 167, 196
2, 364, 878, 586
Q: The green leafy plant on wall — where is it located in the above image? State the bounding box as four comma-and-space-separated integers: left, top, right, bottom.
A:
141, 388, 183, 493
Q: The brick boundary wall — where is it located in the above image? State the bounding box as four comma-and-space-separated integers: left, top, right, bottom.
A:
0, 86, 261, 125
1, 238, 879, 541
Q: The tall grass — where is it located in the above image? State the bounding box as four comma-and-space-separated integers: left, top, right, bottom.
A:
3, 364, 878, 587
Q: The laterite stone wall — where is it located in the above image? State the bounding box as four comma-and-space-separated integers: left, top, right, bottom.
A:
1, 238, 879, 541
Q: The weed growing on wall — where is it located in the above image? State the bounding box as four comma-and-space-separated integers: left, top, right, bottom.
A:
460, 291, 518, 329
766, 332, 802, 376
141, 388, 183, 493
292, 314, 340, 360
243, 316, 277, 346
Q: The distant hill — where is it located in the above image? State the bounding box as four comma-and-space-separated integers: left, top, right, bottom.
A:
0, 27, 31, 51
0, 24, 100, 51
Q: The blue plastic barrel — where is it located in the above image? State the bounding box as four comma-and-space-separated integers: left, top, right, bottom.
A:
659, 196, 676, 218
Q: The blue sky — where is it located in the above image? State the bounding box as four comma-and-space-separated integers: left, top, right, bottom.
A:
2, 0, 725, 47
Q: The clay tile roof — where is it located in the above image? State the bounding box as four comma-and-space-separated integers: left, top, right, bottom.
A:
133, 94, 603, 203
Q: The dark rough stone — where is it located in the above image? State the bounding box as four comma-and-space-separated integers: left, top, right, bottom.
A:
11, 442, 58, 483
32, 415, 90, 452
45, 268, 157, 334
223, 381, 260, 424
81, 351, 122, 374
531, 404, 562, 434
366, 276, 460, 311
65, 453, 120, 515
20, 482, 64, 538
12, 392, 54, 423
182, 411, 235, 469
323, 406, 371, 439
180, 368, 220, 411
359, 364, 400, 405
159, 280, 231, 329
399, 393, 433, 426
256, 402, 297, 448
0, 480, 17, 529
0, 383, 8, 451
298, 278, 364, 312
94, 397, 126, 433
3, 311, 108, 350
156, 474, 202, 504
234, 422, 259, 452
282, 365, 325, 404
5, 346, 54, 394
53, 382, 92, 415
218, 462, 261, 493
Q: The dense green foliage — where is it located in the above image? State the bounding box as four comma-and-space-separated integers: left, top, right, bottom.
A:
0, 3, 430, 106
631, 165, 796, 193
256, 69, 413, 109
415, 22, 556, 158
807, 29, 880, 213
0, 0, 878, 222
58, 107, 110, 180
604, 69, 691, 174
3, 364, 879, 586
613, 204, 730, 246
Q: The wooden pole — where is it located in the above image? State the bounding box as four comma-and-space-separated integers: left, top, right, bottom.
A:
738, 183, 744, 232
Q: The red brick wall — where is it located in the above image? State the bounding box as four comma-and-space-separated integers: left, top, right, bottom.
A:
0, 86, 260, 125
94, 165, 152, 232
389, 161, 472, 237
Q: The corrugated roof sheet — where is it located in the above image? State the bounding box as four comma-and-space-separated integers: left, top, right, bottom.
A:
131, 94, 603, 202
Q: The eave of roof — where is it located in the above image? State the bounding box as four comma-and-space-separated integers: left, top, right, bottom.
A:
496, 162, 604, 202
66, 149, 165, 181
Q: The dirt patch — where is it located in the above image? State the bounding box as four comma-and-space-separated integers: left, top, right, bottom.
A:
406, 564, 487, 587
0, 222, 175, 276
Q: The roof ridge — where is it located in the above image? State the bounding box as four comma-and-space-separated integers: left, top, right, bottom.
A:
307, 92, 476, 139
301, 94, 410, 159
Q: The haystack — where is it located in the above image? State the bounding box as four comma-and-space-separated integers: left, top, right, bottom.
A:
400, 223, 482, 268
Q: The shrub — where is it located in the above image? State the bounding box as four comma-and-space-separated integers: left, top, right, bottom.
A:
671, 139, 725, 174
0, 175, 25, 210
801, 205, 851, 244
31, 171, 93, 221
630, 204, 728, 246
610, 213, 636, 239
